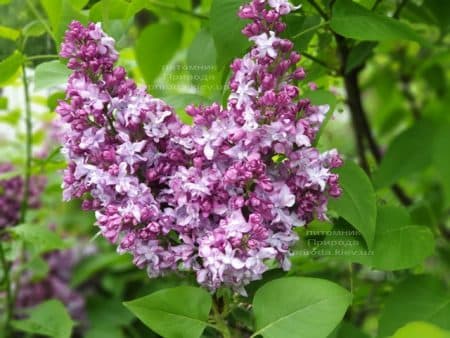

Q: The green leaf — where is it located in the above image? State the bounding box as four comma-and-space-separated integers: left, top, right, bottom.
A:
163, 94, 214, 124
123, 286, 212, 338
210, 0, 251, 68
70, 0, 89, 10
373, 121, 435, 188
0, 25, 20, 41
40, 0, 87, 44
11, 300, 74, 338
88, 0, 132, 42
391, 322, 450, 338
252, 277, 352, 338
23, 255, 49, 282
85, 327, 125, 338
331, 0, 426, 45
135, 22, 182, 85
308, 89, 338, 112
9, 224, 67, 254
34, 60, 71, 91
0, 50, 24, 85
422, 0, 450, 33
328, 161, 376, 248
314, 206, 434, 270
47, 91, 66, 111
378, 275, 450, 337
22, 20, 47, 37
332, 322, 370, 338
0, 96, 8, 109
87, 296, 134, 330
345, 42, 376, 74
433, 124, 450, 207
284, 15, 322, 52
187, 29, 217, 86
368, 206, 434, 270
89, 0, 130, 24
0, 108, 20, 125
71, 252, 131, 287
307, 89, 338, 146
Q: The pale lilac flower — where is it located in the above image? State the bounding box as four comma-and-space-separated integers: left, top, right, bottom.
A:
268, 0, 301, 15
249, 31, 279, 58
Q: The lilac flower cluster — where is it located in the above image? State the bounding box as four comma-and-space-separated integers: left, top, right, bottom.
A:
0, 163, 46, 228
57, 0, 342, 292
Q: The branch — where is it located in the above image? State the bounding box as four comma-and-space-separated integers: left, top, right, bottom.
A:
27, 54, 59, 62
400, 74, 421, 120
393, 0, 409, 19
334, 33, 413, 206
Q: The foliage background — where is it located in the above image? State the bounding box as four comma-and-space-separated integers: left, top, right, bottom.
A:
0, 0, 449, 337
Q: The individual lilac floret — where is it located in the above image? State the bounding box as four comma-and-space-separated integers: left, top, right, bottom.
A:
57, 0, 342, 294
0, 163, 46, 228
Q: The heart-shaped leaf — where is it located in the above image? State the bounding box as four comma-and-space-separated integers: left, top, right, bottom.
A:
252, 277, 352, 338
34, 61, 71, 91
12, 300, 74, 338
123, 286, 212, 338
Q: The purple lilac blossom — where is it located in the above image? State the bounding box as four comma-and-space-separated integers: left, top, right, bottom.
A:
56, 0, 342, 293
16, 242, 95, 322
0, 163, 46, 228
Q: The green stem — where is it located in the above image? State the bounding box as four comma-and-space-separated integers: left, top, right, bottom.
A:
19, 65, 33, 225
371, 0, 383, 10
0, 243, 12, 336
293, 20, 329, 39
148, 0, 209, 20
212, 299, 232, 338
26, 54, 59, 61
393, 0, 409, 19
6, 64, 34, 335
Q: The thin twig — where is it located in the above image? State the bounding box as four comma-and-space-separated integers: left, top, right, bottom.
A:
393, 0, 409, 19
9, 64, 35, 331
293, 20, 329, 39
400, 75, 421, 120
19, 65, 32, 224
27, 54, 59, 61
306, 0, 329, 20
